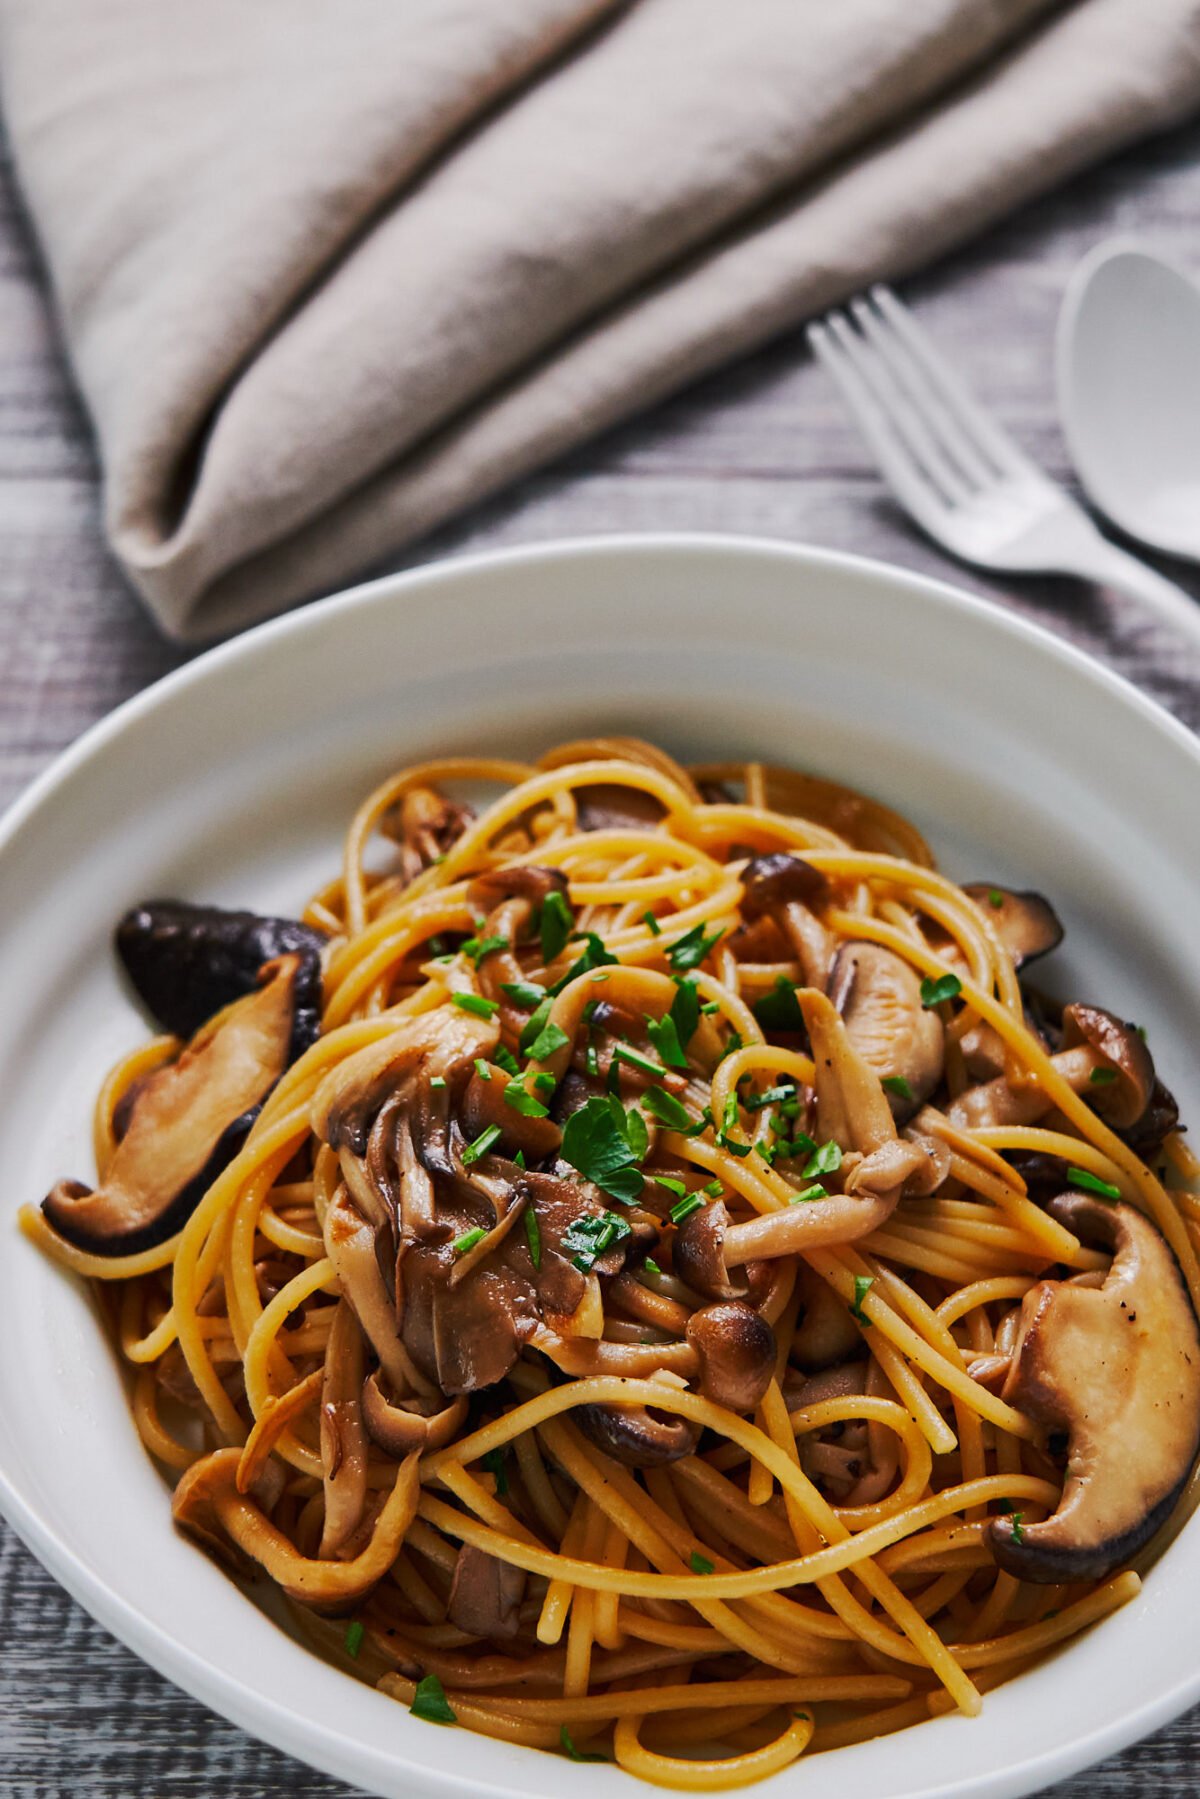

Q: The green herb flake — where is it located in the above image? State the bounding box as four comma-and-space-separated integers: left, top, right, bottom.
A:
849, 1273, 874, 1323
920, 972, 962, 1009
701, 1000, 721, 1015
527, 1020, 571, 1063
519, 995, 555, 1054
501, 979, 546, 1009
474, 1057, 492, 1082
539, 889, 576, 964
614, 1041, 666, 1080
882, 1074, 914, 1101
344, 1620, 365, 1658
463, 932, 509, 966
429, 1075, 447, 1091
803, 1140, 843, 1179
671, 978, 701, 1049
532, 1071, 557, 1096
451, 991, 499, 1020
1067, 1165, 1122, 1202
461, 1125, 502, 1167
523, 1201, 541, 1268
504, 1081, 550, 1118
560, 1725, 607, 1763
745, 1083, 797, 1112
645, 1010, 687, 1069
494, 1045, 521, 1077
688, 1551, 715, 1575
642, 1086, 694, 1133
411, 1673, 457, 1725
642, 910, 662, 937
668, 922, 724, 973
452, 1226, 488, 1256
703, 1179, 724, 1198
481, 1447, 509, 1496
644, 1257, 662, 1278
560, 1097, 645, 1203
988, 889, 1005, 909
513, 1149, 526, 1169
653, 1175, 688, 1199
1009, 1511, 1026, 1545
1088, 1066, 1119, 1086
548, 931, 618, 994
791, 1182, 828, 1203
670, 1193, 705, 1226
562, 1209, 632, 1272
752, 976, 805, 1032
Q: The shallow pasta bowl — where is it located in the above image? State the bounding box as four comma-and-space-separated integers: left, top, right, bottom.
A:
0, 534, 1198, 1799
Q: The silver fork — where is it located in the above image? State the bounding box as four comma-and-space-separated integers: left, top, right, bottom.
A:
806, 285, 1200, 644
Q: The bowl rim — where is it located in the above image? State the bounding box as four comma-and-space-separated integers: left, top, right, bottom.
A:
2, 528, 1199, 1799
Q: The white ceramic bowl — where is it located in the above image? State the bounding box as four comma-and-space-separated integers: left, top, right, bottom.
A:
1, 535, 1198, 1799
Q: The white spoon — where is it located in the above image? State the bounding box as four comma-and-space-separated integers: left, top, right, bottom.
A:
1058, 242, 1200, 564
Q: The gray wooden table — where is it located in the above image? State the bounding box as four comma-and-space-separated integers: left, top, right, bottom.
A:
3, 111, 1200, 1799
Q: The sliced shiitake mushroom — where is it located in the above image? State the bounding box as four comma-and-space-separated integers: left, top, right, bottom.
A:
986, 1193, 1200, 1583
964, 885, 1063, 969
447, 1544, 527, 1641
116, 899, 325, 1059
740, 853, 831, 988
43, 956, 302, 1254
575, 1402, 702, 1467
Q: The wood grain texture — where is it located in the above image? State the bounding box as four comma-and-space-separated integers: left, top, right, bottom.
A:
2, 105, 1200, 1799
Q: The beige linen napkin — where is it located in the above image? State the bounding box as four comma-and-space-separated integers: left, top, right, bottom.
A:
3, 0, 1200, 640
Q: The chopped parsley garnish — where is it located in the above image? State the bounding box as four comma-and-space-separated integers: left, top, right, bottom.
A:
791, 1182, 828, 1203
716, 1030, 745, 1065
429, 1075, 447, 1091
501, 979, 546, 1008
671, 978, 701, 1048
745, 1082, 798, 1112
642, 1086, 694, 1133
703, 1179, 723, 1198
668, 922, 724, 973
1089, 1066, 1118, 1086
849, 1273, 874, 1323
462, 932, 508, 965
614, 1041, 666, 1079
526, 1020, 570, 1062
411, 1674, 457, 1724
1067, 1165, 1122, 1202
645, 1010, 688, 1069
481, 1447, 509, 1495
451, 992, 499, 1019
344, 1620, 364, 1658
474, 1057, 492, 1081
752, 975, 804, 1032
523, 1202, 541, 1268
1009, 1511, 1026, 1544
519, 995, 554, 1053
560, 1096, 645, 1202
701, 999, 721, 1015
532, 1071, 556, 1096
688, 1551, 715, 1575
494, 1045, 521, 1077
882, 1074, 914, 1101
539, 889, 575, 963
504, 1081, 550, 1118
461, 1125, 501, 1167
669, 1193, 705, 1225
585, 1039, 600, 1077
803, 1140, 843, 1179
653, 1175, 688, 1198
548, 931, 618, 994
513, 1149, 526, 1168
562, 1210, 632, 1272
644, 1257, 662, 1278
988, 889, 1005, 909
920, 972, 962, 1009
642, 910, 662, 936
452, 1226, 488, 1255
624, 1105, 649, 1160
560, 1725, 607, 1762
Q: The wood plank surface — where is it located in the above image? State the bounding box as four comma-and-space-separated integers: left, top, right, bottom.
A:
2, 105, 1199, 1799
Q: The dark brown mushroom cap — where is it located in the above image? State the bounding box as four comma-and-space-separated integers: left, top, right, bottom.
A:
447, 1543, 527, 1642
740, 853, 828, 919
827, 942, 943, 1123
43, 956, 301, 1254
964, 885, 1064, 970
116, 899, 325, 1060
575, 1402, 702, 1467
466, 864, 568, 909
1062, 1004, 1155, 1130
986, 1193, 1200, 1583
686, 1302, 776, 1411
672, 1199, 744, 1302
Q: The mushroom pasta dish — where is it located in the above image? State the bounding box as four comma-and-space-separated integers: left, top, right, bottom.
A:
23, 738, 1200, 1790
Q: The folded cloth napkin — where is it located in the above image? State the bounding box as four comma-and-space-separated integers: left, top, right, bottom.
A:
3, 0, 1200, 640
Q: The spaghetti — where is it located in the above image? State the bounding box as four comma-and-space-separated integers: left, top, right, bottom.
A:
23, 738, 1200, 1788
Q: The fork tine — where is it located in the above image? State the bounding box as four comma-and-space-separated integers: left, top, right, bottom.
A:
806, 318, 952, 537
821, 310, 975, 506
849, 295, 994, 490
868, 285, 1039, 482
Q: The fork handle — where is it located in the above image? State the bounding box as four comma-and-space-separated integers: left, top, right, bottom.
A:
1062, 536, 1200, 646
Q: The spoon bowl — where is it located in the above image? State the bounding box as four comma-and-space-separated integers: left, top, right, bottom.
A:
1057, 242, 1200, 564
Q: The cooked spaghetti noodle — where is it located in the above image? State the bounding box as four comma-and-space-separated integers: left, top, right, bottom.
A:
23, 739, 1200, 1789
